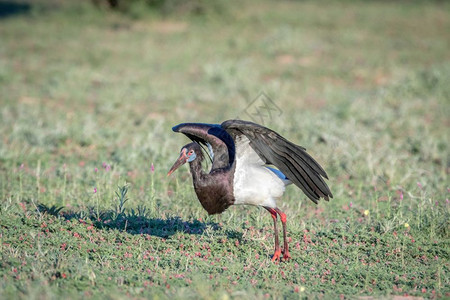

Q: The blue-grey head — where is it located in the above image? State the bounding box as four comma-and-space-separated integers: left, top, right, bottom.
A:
167, 143, 201, 176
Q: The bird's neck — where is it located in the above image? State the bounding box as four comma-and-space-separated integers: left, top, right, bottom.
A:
188, 156, 205, 181
187, 154, 235, 215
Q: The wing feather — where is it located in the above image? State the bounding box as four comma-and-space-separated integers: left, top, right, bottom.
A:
173, 123, 235, 171
270, 141, 332, 199
222, 119, 332, 203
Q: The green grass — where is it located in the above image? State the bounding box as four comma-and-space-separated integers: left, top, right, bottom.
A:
1, 0, 449, 298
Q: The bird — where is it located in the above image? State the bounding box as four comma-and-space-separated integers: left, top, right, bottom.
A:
167, 119, 332, 261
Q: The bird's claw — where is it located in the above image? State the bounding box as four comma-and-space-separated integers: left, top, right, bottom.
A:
271, 248, 282, 262
281, 248, 291, 261
272, 248, 291, 262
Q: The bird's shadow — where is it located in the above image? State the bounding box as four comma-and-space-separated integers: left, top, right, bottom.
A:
37, 204, 242, 240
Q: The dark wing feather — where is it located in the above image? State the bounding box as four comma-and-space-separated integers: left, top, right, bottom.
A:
222, 119, 332, 203
173, 123, 235, 171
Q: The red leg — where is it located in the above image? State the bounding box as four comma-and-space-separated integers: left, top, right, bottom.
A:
275, 208, 291, 260
264, 207, 281, 262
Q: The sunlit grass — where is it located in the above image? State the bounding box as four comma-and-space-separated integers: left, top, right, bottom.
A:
1, 0, 449, 298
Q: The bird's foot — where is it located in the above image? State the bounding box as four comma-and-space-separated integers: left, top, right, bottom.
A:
271, 248, 282, 262
282, 249, 291, 261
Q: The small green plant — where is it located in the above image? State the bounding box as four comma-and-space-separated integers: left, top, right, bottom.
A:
112, 183, 130, 221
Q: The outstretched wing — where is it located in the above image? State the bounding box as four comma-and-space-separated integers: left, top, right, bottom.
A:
222, 119, 332, 203
172, 123, 235, 171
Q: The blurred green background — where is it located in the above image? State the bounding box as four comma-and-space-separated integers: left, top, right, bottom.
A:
0, 0, 449, 298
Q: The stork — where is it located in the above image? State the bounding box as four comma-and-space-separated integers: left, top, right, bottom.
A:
167, 120, 332, 261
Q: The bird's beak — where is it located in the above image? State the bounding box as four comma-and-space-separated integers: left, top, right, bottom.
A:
167, 151, 187, 176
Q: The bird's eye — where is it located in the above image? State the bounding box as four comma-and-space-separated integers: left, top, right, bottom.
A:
189, 150, 194, 155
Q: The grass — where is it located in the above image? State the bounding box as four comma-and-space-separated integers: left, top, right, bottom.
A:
1, 0, 449, 298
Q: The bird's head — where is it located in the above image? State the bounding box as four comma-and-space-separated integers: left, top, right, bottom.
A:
167, 143, 201, 176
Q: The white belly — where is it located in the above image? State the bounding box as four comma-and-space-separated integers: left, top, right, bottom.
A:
232, 135, 286, 208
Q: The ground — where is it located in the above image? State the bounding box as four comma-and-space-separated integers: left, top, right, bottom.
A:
0, 0, 449, 299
